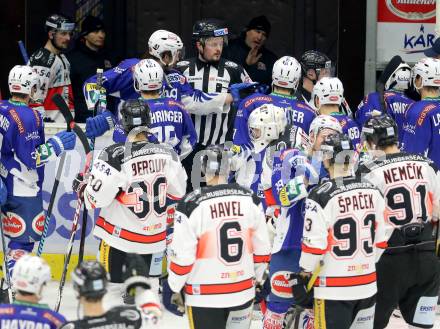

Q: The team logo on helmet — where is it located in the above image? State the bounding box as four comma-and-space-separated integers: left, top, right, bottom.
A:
385, 0, 435, 21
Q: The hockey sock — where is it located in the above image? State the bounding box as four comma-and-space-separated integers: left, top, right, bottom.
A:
263, 302, 290, 329
6, 241, 33, 277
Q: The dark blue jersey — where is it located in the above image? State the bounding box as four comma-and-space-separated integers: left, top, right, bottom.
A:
402, 98, 440, 168
112, 97, 197, 156
232, 92, 316, 151
0, 302, 66, 329
356, 91, 414, 141
0, 100, 45, 196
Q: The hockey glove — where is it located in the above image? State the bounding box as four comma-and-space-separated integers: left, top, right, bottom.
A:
72, 172, 88, 200
290, 272, 314, 308
229, 82, 258, 106
47, 131, 76, 156
0, 179, 7, 206
278, 176, 307, 207
85, 111, 115, 139
162, 277, 185, 316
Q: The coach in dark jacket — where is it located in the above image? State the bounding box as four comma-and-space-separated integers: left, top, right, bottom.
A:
223, 15, 277, 86
67, 15, 112, 122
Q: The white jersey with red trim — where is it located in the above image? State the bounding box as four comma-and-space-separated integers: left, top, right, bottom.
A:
29, 47, 74, 122
168, 183, 271, 308
357, 152, 440, 247
300, 176, 388, 301
84, 141, 187, 254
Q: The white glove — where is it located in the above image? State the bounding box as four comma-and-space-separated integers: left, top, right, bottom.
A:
135, 287, 162, 324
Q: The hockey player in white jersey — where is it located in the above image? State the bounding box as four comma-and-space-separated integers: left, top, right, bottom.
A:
296, 133, 388, 329
73, 99, 187, 305
357, 114, 440, 329
167, 144, 271, 329
60, 257, 162, 329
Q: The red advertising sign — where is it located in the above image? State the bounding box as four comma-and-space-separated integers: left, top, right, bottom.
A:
378, 0, 436, 23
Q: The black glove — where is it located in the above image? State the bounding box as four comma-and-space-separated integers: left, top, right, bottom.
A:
290, 272, 314, 308
72, 172, 88, 200
122, 254, 151, 297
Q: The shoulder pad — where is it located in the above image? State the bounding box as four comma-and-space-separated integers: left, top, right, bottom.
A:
224, 61, 238, 68
41, 310, 65, 327
30, 48, 54, 67
416, 102, 437, 126
113, 306, 142, 321
98, 143, 125, 170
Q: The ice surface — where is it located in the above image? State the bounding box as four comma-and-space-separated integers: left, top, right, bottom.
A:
42, 281, 440, 328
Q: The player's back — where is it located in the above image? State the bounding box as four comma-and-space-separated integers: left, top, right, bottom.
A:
0, 302, 66, 329
88, 141, 187, 254
330, 112, 361, 150
60, 306, 142, 329
172, 183, 269, 307
303, 176, 387, 300
384, 91, 414, 141
358, 152, 440, 246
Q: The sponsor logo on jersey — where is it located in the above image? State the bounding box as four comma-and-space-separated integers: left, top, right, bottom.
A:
244, 96, 272, 108
3, 213, 26, 238
32, 212, 45, 235
9, 109, 24, 134
417, 104, 436, 126
386, 0, 435, 21
0, 307, 14, 314
43, 312, 63, 327
433, 112, 440, 127
270, 271, 294, 298
0, 113, 10, 131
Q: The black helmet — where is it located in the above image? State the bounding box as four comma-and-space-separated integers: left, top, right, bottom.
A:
300, 50, 333, 82
201, 144, 231, 176
120, 99, 151, 133
45, 14, 75, 33
192, 18, 228, 42
320, 132, 354, 165
72, 261, 108, 298
362, 114, 398, 148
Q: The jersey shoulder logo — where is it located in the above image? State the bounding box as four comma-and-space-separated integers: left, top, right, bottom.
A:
224, 61, 238, 68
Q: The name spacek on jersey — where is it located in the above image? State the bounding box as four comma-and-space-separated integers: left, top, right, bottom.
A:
168, 183, 271, 308
84, 142, 187, 254
300, 176, 388, 301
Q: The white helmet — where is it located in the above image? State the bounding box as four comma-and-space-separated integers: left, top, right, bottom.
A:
309, 114, 342, 144
272, 56, 302, 90
12, 255, 51, 298
248, 104, 287, 152
148, 30, 184, 66
133, 59, 164, 92
385, 63, 411, 91
8, 65, 38, 95
412, 57, 440, 90
312, 77, 344, 108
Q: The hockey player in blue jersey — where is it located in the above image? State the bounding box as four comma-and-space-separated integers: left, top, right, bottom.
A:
402, 57, 440, 168
0, 66, 76, 287
0, 255, 66, 328
312, 77, 361, 150
234, 104, 287, 208
232, 56, 316, 153
356, 55, 414, 141
111, 59, 197, 158
84, 29, 249, 140
261, 115, 342, 328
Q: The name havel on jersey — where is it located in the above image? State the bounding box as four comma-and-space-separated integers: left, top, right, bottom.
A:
168, 183, 271, 308
60, 306, 143, 329
83, 141, 187, 254
300, 176, 388, 301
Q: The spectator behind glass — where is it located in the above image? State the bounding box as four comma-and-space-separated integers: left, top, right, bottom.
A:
223, 15, 277, 86
67, 15, 113, 123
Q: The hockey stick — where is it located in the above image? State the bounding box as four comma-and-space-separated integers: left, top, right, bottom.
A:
18, 40, 29, 64
0, 213, 13, 302
36, 96, 74, 257
77, 68, 105, 264
52, 95, 92, 311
